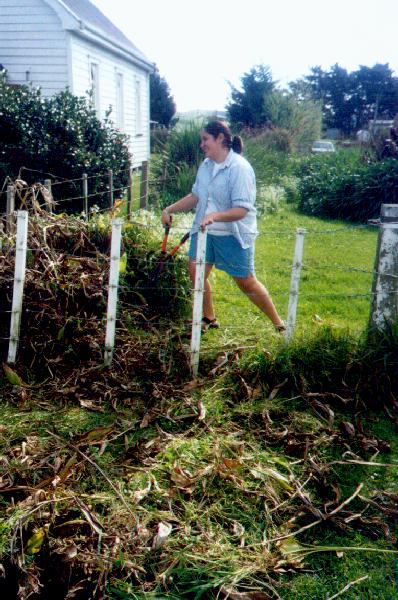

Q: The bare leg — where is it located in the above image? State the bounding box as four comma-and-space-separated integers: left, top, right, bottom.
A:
188, 259, 215, 320
233, 274, 284, 328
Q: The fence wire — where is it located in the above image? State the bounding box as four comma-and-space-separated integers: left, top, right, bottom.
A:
0, 191, 394, 370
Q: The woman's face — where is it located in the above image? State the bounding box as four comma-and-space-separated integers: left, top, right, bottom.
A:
200, 131, 224, 160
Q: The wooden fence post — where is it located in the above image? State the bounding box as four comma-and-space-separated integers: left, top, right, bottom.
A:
139, 161, 149, 209
83, 173, 88, 218
7, 211, 28, 364
369, 204, 398, 331
6, 185, 15, 235
285, 228, 306, 343
190, 228, 207, 378
127, 167, 134, 220
104, 218, 123, 366
108, 169, 114, 208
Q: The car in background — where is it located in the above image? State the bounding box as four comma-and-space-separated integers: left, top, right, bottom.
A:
311, 140, 336, 153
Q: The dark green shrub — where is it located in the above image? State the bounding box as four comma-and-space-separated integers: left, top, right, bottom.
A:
297, 151, 398, 221
0, 72, 131, 213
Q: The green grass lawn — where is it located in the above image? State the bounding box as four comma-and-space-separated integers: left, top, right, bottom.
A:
201, 203, 378, 352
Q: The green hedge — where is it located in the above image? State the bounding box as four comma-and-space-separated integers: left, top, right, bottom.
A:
0, 72, 131, 213
297, 152, 398, 222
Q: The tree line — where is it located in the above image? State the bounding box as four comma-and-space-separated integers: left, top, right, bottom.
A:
151, 62, 398, 136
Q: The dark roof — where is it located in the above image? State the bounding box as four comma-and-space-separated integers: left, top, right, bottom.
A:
60, 0, 151, 65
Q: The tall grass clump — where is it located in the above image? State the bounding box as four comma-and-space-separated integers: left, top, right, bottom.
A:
149, 121, 203, 209
230, 323, 398, 410
298, 151, 398, 222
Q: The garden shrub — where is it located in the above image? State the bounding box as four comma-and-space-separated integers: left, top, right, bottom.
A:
0, 71, 131, 213
297, 151, 398, 222
244, 137, 295, 187
256, 184, 285, 216
149, 121, 203, 208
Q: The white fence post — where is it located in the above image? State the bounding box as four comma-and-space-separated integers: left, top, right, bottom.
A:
285, 228, 306, 343
6, 184, 15, 236
190, 228, 207, 378
7, 211, 29, 364
104, 218, 123, 366
83, 173, 88, 219
369, 204, 398, 331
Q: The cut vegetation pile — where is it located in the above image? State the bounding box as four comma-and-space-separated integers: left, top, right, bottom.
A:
0, 186, 192, 402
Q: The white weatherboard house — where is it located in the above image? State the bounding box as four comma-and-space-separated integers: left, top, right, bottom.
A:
0, 0, 154, 167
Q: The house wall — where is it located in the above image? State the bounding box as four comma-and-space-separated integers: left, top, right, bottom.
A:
68, 33, 150, 167
0, 0, 68, 96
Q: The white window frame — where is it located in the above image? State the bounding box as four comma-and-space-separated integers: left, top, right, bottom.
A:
89, 61, 100, 117
115, 71, 124, 130
135, 77, 143, 135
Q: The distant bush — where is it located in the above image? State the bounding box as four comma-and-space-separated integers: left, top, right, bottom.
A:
256, 184, 285, 216
297, 151, 398, 221
244, 138, 295, 187
279, 175, 301, 204
0, 72, 131, 213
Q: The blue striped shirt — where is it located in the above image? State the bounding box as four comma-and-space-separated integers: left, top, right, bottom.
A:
191, 150, 258, 249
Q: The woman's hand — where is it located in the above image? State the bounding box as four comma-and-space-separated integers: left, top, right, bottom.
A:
161, 208, 172, 226
200, 212, 218, 228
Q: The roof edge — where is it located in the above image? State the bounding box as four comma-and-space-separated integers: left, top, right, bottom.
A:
72, 28, 154, 72
43, 0, 154, 71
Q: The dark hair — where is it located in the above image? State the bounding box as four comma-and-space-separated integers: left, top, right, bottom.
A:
204, 120, 243, 154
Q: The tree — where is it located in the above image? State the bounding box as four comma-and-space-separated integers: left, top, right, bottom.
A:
150, 68, 176, 128
353, 64, 398, 128
292, 63, 398, 135
227, 65, 276, 128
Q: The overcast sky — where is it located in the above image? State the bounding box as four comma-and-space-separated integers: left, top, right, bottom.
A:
91, 0, 398, 112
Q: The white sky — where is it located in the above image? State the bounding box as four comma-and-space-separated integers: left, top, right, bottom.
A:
91, 0, 398, 112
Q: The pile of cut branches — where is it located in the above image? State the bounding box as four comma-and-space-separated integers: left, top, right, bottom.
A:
0, 185, 192, 403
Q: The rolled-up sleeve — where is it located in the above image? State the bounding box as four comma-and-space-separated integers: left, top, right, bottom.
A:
229, 164, 256, 211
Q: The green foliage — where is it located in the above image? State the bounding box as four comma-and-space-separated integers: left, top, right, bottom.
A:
243, 137, 297, 186
149, 121, 203, 208
291, 62, 398, 134
89, 211, 192, 321
150, 68, 177, 128
256, 184, 285, 216
227, 64, 276, 128
0, 71, 131, 212
297, 151, 398, 221
264, 91, 322, 150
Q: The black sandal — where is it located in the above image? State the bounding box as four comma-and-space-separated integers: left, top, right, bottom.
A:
201, 317, 220, 332
274, 322, 286, 334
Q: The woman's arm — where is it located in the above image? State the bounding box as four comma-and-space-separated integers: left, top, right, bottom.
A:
201, 207, 248, 228
162, 193, 199, 225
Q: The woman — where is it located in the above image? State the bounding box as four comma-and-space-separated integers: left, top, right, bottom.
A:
161, 120, 285, 333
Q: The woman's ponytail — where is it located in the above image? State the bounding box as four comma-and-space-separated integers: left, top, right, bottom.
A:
231, 135, 243, 154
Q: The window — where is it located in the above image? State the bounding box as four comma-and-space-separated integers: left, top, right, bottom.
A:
115, 71, 124, 130
90, 62, 100, 116
135, 78, 142, 135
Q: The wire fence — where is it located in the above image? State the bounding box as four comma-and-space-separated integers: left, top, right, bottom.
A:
1, 170, 397, 376
0, 202, 398, 375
